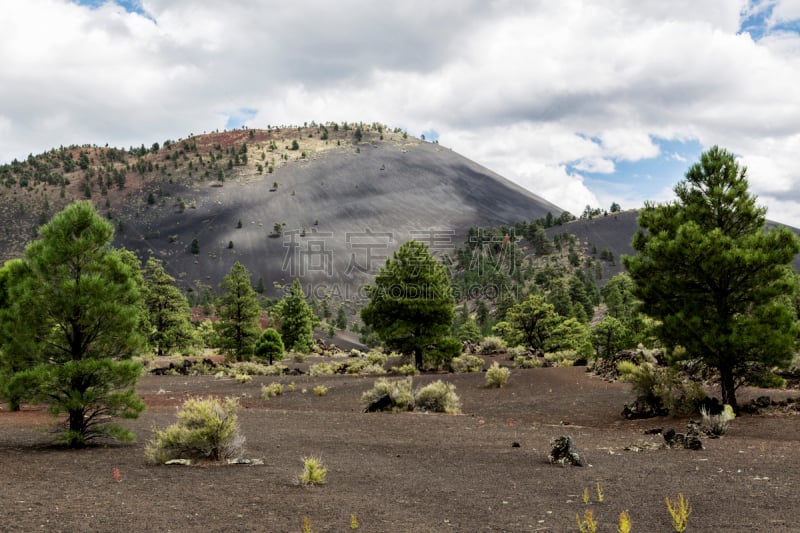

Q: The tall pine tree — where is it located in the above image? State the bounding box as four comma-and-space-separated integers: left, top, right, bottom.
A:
361, 240, 455, 369
216, 262, 261, 361
0, 201, 145, 447
624, 146, 800, 409
272, 279, 317, 353
143, 257, 196, 356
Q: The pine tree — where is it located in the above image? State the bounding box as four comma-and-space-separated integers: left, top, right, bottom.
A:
547, 278, 573, 318
568, 275, 594, 321
505, 294, 560, 352
335, 306, 348, 330
361, 240, 455, 369
272, 279, 317, 353
215, 262, 261, 361
143, 258, 196, 356
591, 316, 629, 358
0, 202, 145, 446
254, 328, 284, 364
624, 146, 800, 409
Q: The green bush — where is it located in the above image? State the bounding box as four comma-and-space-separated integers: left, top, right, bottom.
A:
480, 336, 507, 354
228, 361, 286, 376
616, 360, 638, 377
392, 364, 419, 376
506, 345, 529, 358
513, 356, 542, 369
425, 336, 463, 369
309, 362, 337, 376
342, 359, 368, 374
414, 380, 461, 414
145, 396, 244, 463
313, 385, 328, 396
544, 350, 579, 367
622, 363, 705, 416
450, 354, 485, 373
365, 350, 387, 366
748, 372, 787, 389
358, 364, 387, 376
485, 362, 510, 388
360, 377, 414, 412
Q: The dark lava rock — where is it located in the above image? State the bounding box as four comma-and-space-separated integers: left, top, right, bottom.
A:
548, 436, 584, 466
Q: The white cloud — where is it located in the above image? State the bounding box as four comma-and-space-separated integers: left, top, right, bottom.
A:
769, 0, 800, 26
2, 0, 800, 227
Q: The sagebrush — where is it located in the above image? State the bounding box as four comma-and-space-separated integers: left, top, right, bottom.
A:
414, 380, 461, 414
485, 362, 510, 388
145, 396, 244, 463
450, 354, 485, 373
360, 378, 414, 412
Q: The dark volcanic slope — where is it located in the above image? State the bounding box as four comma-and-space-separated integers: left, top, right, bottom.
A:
550, 210, 800, 282
115, 138, 562, 300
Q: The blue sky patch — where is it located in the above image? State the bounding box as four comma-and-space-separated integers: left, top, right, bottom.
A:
578, 138, 704, 205
421, 129, 440, 143
72, 0, 147, 17
225, 108, 259, 131
739, 1, 800, 39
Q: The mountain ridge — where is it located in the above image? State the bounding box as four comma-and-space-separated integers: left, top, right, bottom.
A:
0, 125, 564, 301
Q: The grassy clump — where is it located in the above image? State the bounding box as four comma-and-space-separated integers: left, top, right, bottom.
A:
309, 362, 337, 376
145, 396, 244, 463
576, 509, 598, 533
450, 354, 485, 373
485, 362, 510, 388
414, 380, 462, 414
261, 382, 283, 399
700, 404, 735, 436
229, 361, 286, 376
300, 455, 327, 485
360, 377, 414, 412
358, 364, 387, 376
313, 385, 328, 396
392, 364, 419, 376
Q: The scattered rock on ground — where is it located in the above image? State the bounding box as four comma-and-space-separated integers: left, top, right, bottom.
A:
548, 435, 584, 466
663, 428, 704, 450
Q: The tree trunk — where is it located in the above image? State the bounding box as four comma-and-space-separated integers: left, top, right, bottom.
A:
719, 364, 738, 412
414, 348, 423, 370
68, 408, 85, 448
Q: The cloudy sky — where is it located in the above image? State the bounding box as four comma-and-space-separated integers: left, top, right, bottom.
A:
2, 1, 800, 226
